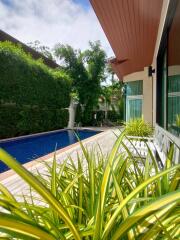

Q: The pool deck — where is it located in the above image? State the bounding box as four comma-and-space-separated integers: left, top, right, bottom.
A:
0, 127, 119, 197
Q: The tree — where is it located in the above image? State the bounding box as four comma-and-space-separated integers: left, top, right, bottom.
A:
83, 41, 106, 112
54, 44, 88, 103
27, 40, 54, 60
100, 72, 124, 121
54, 41, 107, 126
106, 64, 115, 83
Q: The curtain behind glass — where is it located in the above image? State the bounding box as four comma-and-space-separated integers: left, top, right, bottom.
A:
126, 80, 143, 121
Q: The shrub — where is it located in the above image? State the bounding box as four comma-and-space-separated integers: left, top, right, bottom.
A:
0, 105, 69, 138
107, 110, 120, 122
0, 41, 71, 138
125, 117, 153, 137
96, 110, 105, 122
89, 111, 105, 126
75, 104, 82, 125
0, 105, 20, 138
0, 132, 179, 239
118, 98, 124, 120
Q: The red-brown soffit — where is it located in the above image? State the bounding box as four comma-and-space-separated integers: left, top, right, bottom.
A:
90, 0, 163, 79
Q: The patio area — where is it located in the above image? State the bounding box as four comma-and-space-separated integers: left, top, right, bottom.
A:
0, 128, 117, 195
1, 125, 179, 201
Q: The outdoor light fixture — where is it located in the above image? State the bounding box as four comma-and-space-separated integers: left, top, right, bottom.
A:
148, 66, 155, 77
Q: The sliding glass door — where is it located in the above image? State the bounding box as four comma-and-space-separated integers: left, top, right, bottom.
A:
157, 0, 180, 137
167, 1, 180, 136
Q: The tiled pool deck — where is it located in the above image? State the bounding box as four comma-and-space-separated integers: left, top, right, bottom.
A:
0, 128, 118, 198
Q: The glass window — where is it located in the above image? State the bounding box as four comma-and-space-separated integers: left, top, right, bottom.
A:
126, 80, 143, 96
157, 52, 167, 128
167, 1, 180, 136
126, 80, 143, 121
127, 98, 142, 120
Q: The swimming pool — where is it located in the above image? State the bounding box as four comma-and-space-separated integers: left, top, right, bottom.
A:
0, 129, 101, 173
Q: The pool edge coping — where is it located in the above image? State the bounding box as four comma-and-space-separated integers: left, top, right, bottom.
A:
0, 129, 109, 182
0, 127, 102, 143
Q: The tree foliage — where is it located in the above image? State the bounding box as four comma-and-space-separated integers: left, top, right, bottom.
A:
101, 80, 123, 104
54, 41, 107, 124
100, 79, 124, 121
27, 40, 54, 60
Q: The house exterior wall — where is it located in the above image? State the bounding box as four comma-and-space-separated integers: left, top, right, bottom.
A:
123, 67, 153, 124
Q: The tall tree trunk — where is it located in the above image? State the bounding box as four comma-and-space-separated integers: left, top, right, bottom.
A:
67, 98, 77, 128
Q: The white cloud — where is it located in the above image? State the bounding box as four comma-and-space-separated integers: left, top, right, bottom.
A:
0, 0, 114, 57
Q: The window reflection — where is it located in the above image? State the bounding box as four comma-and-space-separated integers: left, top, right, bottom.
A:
168, 1, 180, 136
126, 80, 143, 121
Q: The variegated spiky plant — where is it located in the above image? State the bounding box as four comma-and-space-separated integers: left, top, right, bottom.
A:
125, 118, 153, 137
0, 132, 179, 239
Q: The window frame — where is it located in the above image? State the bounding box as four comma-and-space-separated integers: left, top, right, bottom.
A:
156, 0, 179, 136
125, 80, 143, 121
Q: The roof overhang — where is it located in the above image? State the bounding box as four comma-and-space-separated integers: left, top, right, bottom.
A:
90, 0, 163, 79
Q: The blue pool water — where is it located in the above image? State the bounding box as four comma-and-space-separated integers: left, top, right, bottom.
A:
0, 129, 100, 173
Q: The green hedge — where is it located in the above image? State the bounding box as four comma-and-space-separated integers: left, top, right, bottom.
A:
0, 41, 71, 107
107, 110, 120, 122
0, 105, 69, 138
0, 41, 71, 138
76, 108, 122, 126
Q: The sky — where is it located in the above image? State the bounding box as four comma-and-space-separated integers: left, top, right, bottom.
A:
0, 0, 114, 57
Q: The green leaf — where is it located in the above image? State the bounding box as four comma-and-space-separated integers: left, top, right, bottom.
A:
0, 148, 81, 240
111, 191, 180, 240
93, 131, 126, 239
102, 164, 180, 239
0, 213, 56, 240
